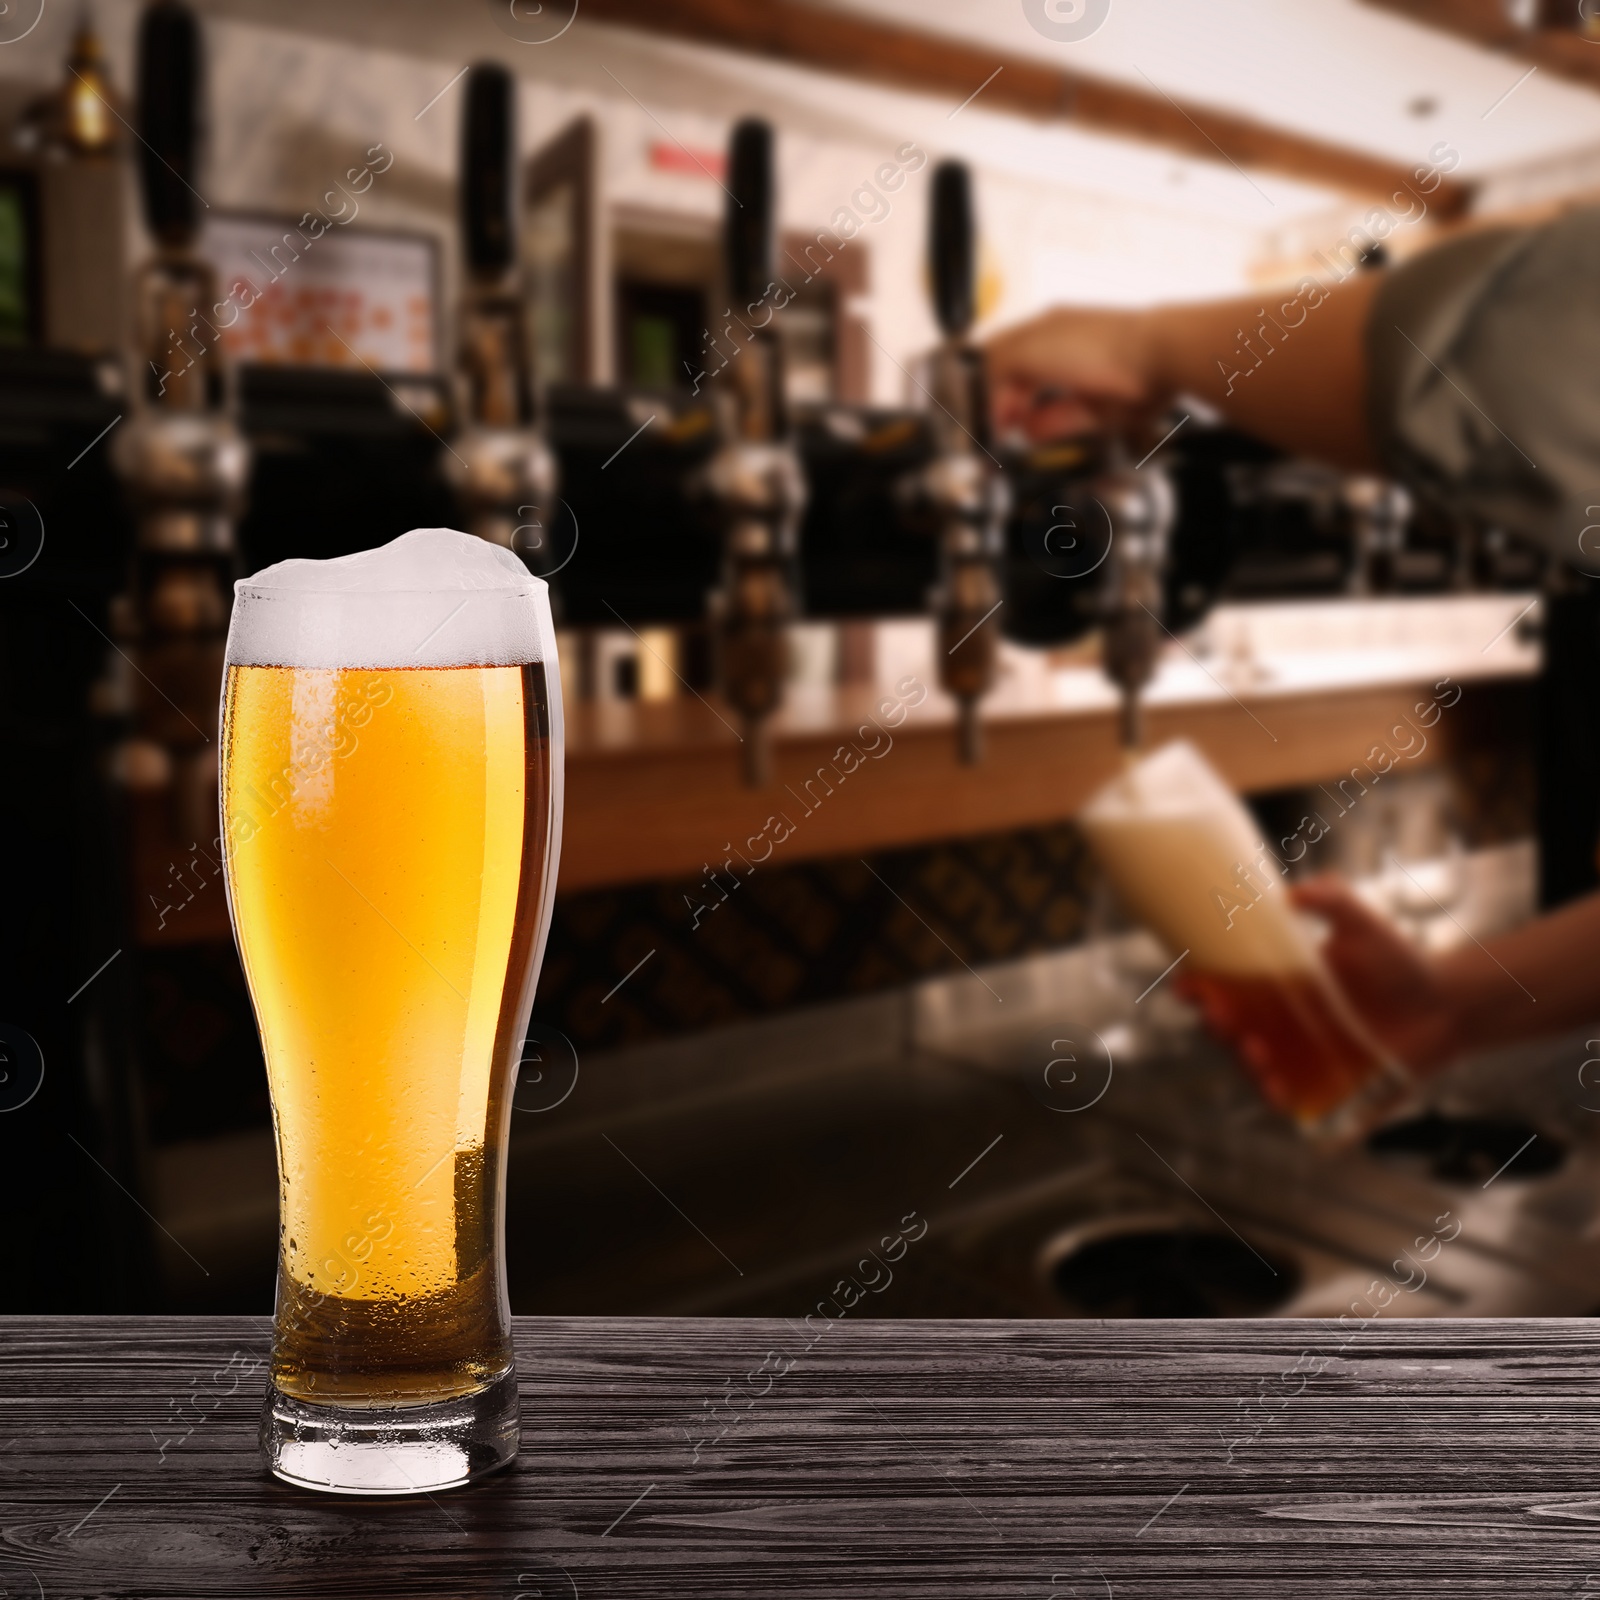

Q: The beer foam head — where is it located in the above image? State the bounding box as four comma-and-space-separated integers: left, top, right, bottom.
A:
226, 528, 546, 668
1078, 741, 1316, 977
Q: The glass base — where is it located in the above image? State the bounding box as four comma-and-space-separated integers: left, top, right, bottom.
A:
260, 1365, 519, 1495
1303, 1058, 1417, 1147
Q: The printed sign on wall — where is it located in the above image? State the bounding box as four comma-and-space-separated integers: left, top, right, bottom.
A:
202, 213, 438, 375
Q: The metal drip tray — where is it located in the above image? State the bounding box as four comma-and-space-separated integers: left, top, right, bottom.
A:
1366, 1112, 1565, 1184
1047, 1217, 1301, 1318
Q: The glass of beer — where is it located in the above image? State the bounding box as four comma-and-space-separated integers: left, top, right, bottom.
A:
1078, 740, 1410, 1141
220, 527, 563, 1494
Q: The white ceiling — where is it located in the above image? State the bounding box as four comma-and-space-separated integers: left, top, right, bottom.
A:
176, 0, 1600, 181
625, 31, 1346, 223
805, 0, 1600, 176
168, 0, 1349, 220
144, 0, 1600, 227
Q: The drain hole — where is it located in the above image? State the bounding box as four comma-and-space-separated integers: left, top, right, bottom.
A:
1051, 1227, 1300, 1318
1366, 1112, 1564, 1184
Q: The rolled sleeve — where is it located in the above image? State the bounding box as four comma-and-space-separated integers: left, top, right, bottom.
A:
1368, 206, 1600, 564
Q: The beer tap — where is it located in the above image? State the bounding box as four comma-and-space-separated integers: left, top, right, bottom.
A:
446, 63, 558, 575
108, 0, 248, 841
901, 161, 1007, 764
1091, 438, 1176, 752
699, 118, 805, 788
1343, 474, 1411, 596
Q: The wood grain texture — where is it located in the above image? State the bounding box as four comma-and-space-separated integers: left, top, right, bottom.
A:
579, 0, 1466, 207
3, 1316, 1600, 1595
560, 679, 1466, 891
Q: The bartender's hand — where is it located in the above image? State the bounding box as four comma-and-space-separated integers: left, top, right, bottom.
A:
1289, 877, 1466, 1074
1177, 875, 1464, 1078
986, 308, 1164, 443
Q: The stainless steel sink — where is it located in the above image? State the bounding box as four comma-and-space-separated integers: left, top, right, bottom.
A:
913, 1021, 1600, 1322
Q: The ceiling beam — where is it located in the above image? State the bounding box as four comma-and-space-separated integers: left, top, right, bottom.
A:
580, 0, 1465, 209
1364, 0, 1600, 93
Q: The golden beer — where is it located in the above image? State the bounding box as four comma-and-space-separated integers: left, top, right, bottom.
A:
222, 530, 562, 1493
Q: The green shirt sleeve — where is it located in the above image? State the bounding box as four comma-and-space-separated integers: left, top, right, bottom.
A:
1367, 206, 1600, 566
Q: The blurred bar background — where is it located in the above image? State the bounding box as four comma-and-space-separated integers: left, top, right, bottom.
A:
3, 0, 1597, 1324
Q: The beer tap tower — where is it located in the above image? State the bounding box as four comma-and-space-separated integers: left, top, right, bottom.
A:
71, 0, 247, 1304
902, 161, 1008, 765
447, 63, 558, 571
700, 119, 806, 788
108, 0, 248, 842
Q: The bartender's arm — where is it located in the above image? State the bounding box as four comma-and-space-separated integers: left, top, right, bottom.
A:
989, 207, 1600, 1077
986, 275, 1384, 469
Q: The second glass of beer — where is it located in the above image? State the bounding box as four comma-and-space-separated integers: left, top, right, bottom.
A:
1079, 740, 1411, 1141
220, 529, 563, 1494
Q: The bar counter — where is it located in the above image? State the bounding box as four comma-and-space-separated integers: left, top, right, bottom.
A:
561, 595, 1539, 890
2, 1314, 1594, 1595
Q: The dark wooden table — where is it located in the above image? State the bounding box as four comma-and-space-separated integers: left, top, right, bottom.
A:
3, 1316, 1600, 1596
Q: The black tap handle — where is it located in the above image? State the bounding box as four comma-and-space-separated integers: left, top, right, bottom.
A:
725, 119, 774, 306
930, 160, 976, 340
462, 62, 517, 280
136, 2, 203, 249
